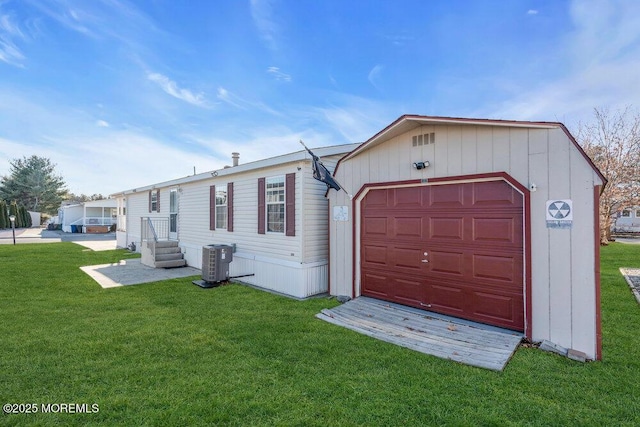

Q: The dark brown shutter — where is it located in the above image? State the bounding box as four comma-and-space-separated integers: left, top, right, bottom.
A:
148, 191, 152, 213
209, 185, 216, 230
227, 182, 234, 232
258, 177, 265, 234
156, 190, 160, 212
285, 173, 295, 236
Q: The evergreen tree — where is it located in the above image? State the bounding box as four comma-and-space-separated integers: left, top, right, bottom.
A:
0, 156, 67, 215
3, 200, 10, 229
8, 202, 18, 227
19, 205, 31, 228
0, 200, 6, 229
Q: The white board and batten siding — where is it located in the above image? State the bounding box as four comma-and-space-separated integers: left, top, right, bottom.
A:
112, 144, 359, 299
328, 117, 604, 360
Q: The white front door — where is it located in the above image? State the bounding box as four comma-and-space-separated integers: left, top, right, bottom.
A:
169, 189, 178, 240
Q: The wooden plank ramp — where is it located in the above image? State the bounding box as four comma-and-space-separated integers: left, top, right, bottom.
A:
316, 297, 522, 371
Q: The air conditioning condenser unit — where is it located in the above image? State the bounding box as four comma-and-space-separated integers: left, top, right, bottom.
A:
193, 244, 233, 288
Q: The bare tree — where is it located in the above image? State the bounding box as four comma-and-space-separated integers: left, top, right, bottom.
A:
577, 106, 640, 244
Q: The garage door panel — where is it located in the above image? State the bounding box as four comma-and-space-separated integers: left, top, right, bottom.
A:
471, 291, 523, 328
428, 284, 465, 313
362, 189, 388, 208
472, 217, 518, 244
394, 216, 423, 238
394, 187, 424, 208
429, 250, 464, 276
429, 217, 464, 240
472, 181, 522, 207
472, 254, 520, 283
394, 277, 424, 307
361, 272, 391, 299
362, 217, 388, 237
362, 244, 388, 267
429, 184, 464, 207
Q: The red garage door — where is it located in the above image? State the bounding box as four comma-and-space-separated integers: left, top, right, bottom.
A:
361, 180, 524, 331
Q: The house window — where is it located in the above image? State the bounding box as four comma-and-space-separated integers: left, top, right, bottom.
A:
150, 191, 158, 212
216, 189, 227, 229
266, 176, 285, 233
636, 210, 640, 218
622, 210, 631, 217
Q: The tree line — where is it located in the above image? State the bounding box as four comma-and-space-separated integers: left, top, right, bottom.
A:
0, 200, 32, 229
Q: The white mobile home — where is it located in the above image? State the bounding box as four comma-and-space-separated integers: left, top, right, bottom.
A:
112, 144, 359, 298
328, 115, 606, 361
58, 199, 117, 233
613, 206, 640, 233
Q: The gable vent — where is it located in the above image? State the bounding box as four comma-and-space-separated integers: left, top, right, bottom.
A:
412, 132, 435, 147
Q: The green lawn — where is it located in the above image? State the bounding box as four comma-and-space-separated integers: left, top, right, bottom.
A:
0, 242, 639, 426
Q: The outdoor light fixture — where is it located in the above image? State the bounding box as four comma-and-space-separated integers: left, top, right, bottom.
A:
413, 161, 430, 170
9, 214, 16, 245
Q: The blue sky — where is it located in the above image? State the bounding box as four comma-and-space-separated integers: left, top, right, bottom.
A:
0, 0, 638, 196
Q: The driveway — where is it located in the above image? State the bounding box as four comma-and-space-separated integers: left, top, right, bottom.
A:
0, 227, 117, 251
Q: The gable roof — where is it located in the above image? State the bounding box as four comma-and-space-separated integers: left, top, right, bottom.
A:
339, 114, 607, 186
111, 143, 360, 197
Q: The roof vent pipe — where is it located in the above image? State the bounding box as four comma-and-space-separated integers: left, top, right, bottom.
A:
232, 152, 240, 167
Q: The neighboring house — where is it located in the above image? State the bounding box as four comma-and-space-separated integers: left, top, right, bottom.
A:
613, 206, 640, 233
58, 199, 117, 233
111, 144, 359, 298
328, 115, 606, 361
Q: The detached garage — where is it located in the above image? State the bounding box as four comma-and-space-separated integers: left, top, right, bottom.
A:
328, 115, 605, 361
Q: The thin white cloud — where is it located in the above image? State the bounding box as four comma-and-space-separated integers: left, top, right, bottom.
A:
368, 64, 384, 91
1, 14, 25, 37
0, 13, 26, 67
267, 66, 291, 82
486, 0, 640, 122
23, 0, 169, 54
191, 126, 333, 167
217, 86, 282, 116
527, 10, 539, 15
315, 94, 394, 143
217, 87, 245, 110
250, 0, 279, 50
385, 33, 415, 47
96, 120, 109, 127
148, 72, 207, 107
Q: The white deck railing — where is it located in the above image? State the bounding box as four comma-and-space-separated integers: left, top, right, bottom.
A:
141, 217, 169, 242
70, 217, 117, 226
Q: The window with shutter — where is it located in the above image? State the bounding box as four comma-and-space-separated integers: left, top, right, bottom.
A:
149, 190, 159, 212
258, 175, 295, 235
266, 176, 285, 233
216, 188, 227, 229
209, 185, 216, 230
